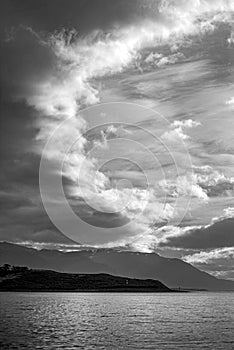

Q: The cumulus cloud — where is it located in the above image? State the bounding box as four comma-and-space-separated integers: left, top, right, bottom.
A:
8, 2, 233, 199
159, 175, 208, 201
184, 247, 234, 264
144, 52, 185, 69
227, 30, 234, 46
159, 165, 234, 207
183, 247, 234, 280
226, 97, 234, 106
93, 224, 195, 253
192, 165, 234, 197
161, 118, 201, 141
92, 233, 159, 253
172, 120, 201, 128
107, 204, 234, 255
2, 0, 234, 247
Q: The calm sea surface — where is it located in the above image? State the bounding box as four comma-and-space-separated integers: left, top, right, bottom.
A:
0, 292, 234, 349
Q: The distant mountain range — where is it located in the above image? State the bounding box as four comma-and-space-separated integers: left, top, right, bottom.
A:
1, 242, 234, 291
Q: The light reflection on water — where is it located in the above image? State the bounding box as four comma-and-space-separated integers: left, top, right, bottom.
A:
0, 292, 234, 349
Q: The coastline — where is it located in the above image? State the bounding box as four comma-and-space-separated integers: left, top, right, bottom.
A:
0, 267, 184, 293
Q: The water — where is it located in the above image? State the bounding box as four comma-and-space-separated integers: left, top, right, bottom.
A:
0, 292, 234, 349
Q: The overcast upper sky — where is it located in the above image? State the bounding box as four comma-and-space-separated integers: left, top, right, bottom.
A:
1, 0, 234, 279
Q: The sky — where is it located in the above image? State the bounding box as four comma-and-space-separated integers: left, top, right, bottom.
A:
0, 0, 234, 280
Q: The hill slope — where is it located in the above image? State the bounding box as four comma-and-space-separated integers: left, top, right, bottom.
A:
0, 269, 171, 292
1, 242, 234, 290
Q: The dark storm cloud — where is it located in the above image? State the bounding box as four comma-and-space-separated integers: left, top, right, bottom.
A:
0, 101, 40, 215
0, 0, 158, 35
0, 197, 76, 244
160, 218, 234, 249
68, 198, 129, 229
0, 101, 38, 158
0, 26, 55, 100
0, 25, 54, 192
0, 192, 33, 211
0, 18, 71, 244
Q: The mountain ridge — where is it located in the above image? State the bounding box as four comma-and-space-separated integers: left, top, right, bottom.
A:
0, 242, 234, 291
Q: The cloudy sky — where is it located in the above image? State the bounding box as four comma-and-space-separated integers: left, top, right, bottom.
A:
1, 0, 234, 280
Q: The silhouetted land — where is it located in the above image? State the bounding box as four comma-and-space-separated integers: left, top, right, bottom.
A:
0, 265, 175, 292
